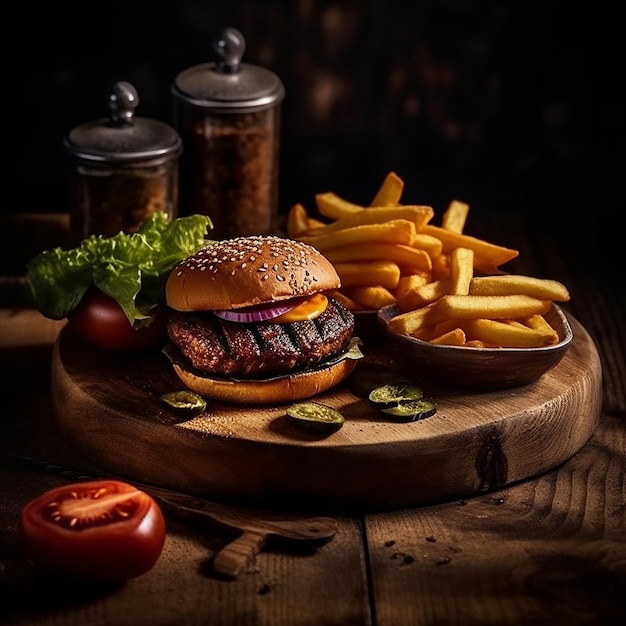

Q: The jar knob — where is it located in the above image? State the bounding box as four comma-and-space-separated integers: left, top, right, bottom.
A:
107, 81, 139, 124
212, 27, 245, 74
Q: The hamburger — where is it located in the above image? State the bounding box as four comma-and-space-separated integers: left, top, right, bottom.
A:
163, 235, 362, 404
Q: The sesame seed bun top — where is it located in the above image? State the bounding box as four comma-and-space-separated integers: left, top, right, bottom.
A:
165, 235, 341, 312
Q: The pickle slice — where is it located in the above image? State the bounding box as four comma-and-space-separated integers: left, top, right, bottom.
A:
160, 390, 207, 415
286, 402, 345, 433
368, 383, 424, 408
380, 399, 437, 422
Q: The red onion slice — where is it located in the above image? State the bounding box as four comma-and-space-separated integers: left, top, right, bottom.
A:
213, 302, 294, 323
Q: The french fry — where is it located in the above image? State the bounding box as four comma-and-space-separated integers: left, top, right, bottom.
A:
431, 327, 467, 346
419, 224, 519, 274
346, 286, 397, 309
441, 200, 470, 233
299, 220, 417, 251
396, 273, 430, 292
327, 289, 366, 311
522, 314, 560, 344
394, 274, 430, 309
307, 217, 326, 230
387, 302, 447, 336
449, 247, 474, 295
464, 339, 500, 348
287, 203, 310, 238
432, 318, 464, 337
463, 318, 558, 348
412, 233, 443, 259
334, 261, 401, 290
304, 205, 434, 237
370, 171, 405, 206
436, 294, 551, 320
400, 278, 451, 310
406, 268, 432, 280
431, 253, 450, 280
315, 192, 365, 220
504, 319, 530, 329
469, 275, 570, 302
322, 242, 431, 272
411, 327, 437, 341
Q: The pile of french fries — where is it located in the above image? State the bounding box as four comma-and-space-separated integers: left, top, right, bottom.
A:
287, 171, 570, 349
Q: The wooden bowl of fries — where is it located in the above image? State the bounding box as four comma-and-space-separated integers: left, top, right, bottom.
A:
378, 303, 573, 390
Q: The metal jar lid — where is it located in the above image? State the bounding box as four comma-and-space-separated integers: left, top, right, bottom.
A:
64, 81, 183, 165
171, 27, 285, 113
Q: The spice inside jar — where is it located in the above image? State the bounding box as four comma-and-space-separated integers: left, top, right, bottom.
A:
71, 158, 178, 240
177, 107, 279, 239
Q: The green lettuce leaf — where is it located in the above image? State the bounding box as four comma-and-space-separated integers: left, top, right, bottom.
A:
25, 212, 213, 325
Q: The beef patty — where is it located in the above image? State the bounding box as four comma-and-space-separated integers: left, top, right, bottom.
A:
167, 298, 355, 377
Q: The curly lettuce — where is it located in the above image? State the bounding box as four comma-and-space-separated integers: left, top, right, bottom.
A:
25, 212, 213, 327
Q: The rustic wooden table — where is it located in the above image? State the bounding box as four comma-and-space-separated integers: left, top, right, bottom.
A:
0, 213, 624, 625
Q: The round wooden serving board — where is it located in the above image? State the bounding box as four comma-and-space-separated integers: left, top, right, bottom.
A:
51, 314, 602, 511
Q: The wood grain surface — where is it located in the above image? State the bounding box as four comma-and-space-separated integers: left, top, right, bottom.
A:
50, 313, 602, 511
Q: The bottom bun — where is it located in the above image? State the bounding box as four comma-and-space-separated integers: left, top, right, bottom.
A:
171, 358, 358, 405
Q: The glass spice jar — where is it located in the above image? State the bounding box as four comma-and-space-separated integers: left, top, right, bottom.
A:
172, 27, 285, 240
64, 81, 182, 242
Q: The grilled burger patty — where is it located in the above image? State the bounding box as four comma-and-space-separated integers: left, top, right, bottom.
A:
167, 298, 355, 377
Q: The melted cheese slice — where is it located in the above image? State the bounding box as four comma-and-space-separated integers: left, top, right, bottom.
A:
273, 293, 328, 323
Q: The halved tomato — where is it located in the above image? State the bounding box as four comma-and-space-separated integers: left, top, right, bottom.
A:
19, 480, 166, 582
67, 289, 169, 353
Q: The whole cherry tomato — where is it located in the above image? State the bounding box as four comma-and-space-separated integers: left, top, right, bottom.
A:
19, 480, 166, 582
67, 289, 169, 353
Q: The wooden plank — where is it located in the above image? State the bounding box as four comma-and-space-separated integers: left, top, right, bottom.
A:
0, 308, 65, 347
364, 417, 626, 625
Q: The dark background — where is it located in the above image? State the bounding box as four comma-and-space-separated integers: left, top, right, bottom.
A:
10, 1, 619, 267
